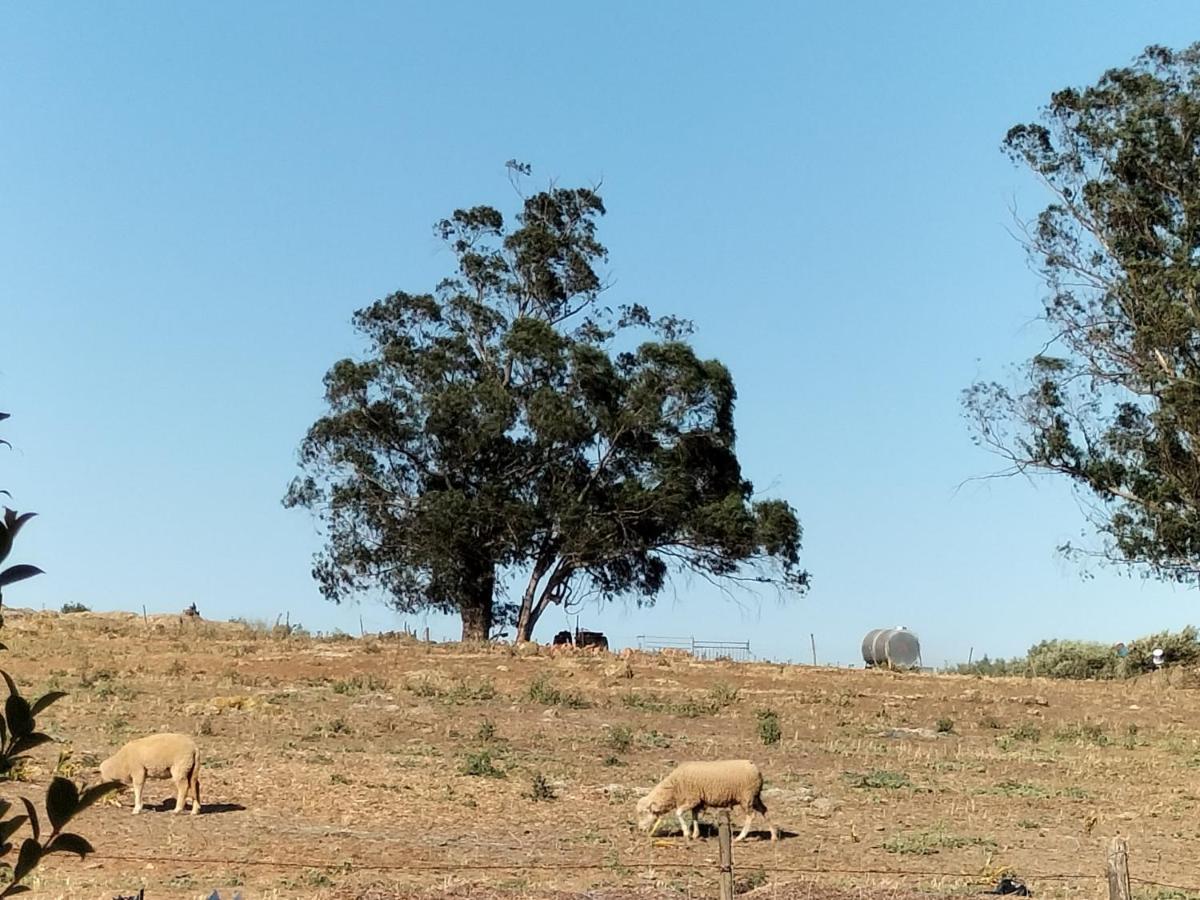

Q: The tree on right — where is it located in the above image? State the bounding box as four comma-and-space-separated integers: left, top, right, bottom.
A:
966, 43, 1200, 580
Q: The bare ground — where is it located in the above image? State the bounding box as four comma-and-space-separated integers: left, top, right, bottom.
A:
0, 608, 1194, 899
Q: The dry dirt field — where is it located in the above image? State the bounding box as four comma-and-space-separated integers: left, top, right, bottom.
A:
0, 609, 1197, 900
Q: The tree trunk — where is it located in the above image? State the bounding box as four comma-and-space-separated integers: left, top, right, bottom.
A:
515, 546, 556, 643
459, 567, 496, 642
515, 563, 570, 643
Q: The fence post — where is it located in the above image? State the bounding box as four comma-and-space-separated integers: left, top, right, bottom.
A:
1107, 836, 1131, 900
717, 809, 734, 900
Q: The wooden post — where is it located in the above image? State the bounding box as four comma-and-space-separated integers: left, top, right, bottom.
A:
810, 633, 817, 666
967, 646, 974, 665
717, 809, 734, 900
1107, 836, 1131, 900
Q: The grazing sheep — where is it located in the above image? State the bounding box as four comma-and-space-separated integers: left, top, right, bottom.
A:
100, 733, 202, 815
635, 759, 777, 842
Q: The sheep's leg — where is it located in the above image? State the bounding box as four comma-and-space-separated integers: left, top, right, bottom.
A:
754, 797, 779, 841
171, 776, 188, 815
131, 770, 146, 815
734, 809, 755, 841
690, 805, 703, 839
675, 807, 692, 840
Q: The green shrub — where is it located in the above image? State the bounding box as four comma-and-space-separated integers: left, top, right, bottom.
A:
527, 674, 589, 709
461, 749, 506, 778
756, 709, 781, 745
606, 725, 633, 753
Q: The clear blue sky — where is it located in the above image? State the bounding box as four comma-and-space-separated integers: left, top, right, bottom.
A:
3, 2, 1199, 665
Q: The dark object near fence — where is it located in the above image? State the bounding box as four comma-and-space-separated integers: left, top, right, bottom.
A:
182, 603, 200, 619
986, 876, 1030, 896
551, 628, 609, 650
575, 629, 608, 650
113, 891, 145, 900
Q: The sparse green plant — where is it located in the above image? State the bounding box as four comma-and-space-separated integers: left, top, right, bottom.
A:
526, 772, 556, 801
602, 755, 623, 767
935, 717, 954, 734
331, 673, 389, 695
1124, 723, 1140, 749
979, 714, 1002, 730
527, 674, 589, 709
461, 749, 506, 778
708, 682, 739, 708
844, 769, 911, 790
736, 869, 769, 893
757, 709, 782, 745
607, 725, 633, 753
326, 717, 352, 735
1008, 723, 1041, 743
883, 824, 995, 855
983, 780, 1048, 798
476, 718, 496, 743
59, 603, 88, 614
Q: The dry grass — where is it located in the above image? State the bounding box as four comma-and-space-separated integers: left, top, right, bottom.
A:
0, 608, 1195, 898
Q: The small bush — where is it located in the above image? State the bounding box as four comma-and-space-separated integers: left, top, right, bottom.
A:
60, 602, 89, 614
476, 718, 496, 743
607, 725, 633, 753
708, 682, 740, 708
1008, 723, 1041, 743
461, 749, 506, 778
935, 717, 954, 734
527, 674, 590, 709
331, 674, 389, 695
526, 772, 556, 801
756, 709, 782, 745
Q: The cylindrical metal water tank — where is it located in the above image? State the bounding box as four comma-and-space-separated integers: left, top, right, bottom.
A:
862, 627, 921, 668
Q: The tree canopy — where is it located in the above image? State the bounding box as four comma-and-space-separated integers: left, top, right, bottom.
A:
966, 44, 1200, 581
286, 163, 808, 641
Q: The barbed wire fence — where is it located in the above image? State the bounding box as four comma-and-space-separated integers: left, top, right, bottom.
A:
89, 825, 1199, 900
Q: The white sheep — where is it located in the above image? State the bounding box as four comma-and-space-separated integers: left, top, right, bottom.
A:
635, 759, 778, 842
99, 733, 202, 815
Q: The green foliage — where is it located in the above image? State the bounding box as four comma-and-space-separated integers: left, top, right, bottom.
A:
883, 824, 996, 855
756, 709, 782, 745
285, 163, 808, 641
957, 626, 1200, 680
1008, 723, 1042, 743
844, 769, 911, 790
934, 717, 954, 734
0, 410, 117, 894
526, 674, 589, 709
605, 725, 633, 754
461, 749, 506, 778
966, 43, 1200, 580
